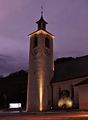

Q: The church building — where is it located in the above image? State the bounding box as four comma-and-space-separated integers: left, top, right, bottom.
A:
26, 11, 88, 112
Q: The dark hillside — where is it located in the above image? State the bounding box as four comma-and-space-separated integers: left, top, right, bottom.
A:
0, 70, 27, 109
52, 55, 88, 83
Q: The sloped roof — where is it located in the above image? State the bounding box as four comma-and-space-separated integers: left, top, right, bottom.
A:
51, 55, 88, 83
36, 15, 48, 24
74, 79, 88, 86
28, 29, 54, 37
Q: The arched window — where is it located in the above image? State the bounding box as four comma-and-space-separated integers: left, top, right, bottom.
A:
60, 90, 70, 98
33, 36, 38, 48
45, 37, 50, 48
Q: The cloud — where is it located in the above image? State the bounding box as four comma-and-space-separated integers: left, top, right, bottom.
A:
0, 54, 15, 75
0, 54, 28, 76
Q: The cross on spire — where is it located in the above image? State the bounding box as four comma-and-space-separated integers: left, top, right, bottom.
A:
41, 5, 43, 17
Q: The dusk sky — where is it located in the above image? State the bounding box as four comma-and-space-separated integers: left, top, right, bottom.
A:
0, 0, 88, 75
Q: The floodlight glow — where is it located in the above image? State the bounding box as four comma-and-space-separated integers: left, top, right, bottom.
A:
58, 98, 73, 108
39, 75, 43, 111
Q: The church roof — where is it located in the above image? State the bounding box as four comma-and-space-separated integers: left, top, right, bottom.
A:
28, 29, 54, 38
51, 55, 88, 83
36, 15, 48, 25
28, 8, 54, 38
74, 79, 88, 86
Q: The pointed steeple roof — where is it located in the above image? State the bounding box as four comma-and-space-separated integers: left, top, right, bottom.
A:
28, 6, 54, 38
36, 6, 48, 30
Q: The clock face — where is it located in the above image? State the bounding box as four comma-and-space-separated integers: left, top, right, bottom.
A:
32, 48, 42, 57
44, 48, 50, 56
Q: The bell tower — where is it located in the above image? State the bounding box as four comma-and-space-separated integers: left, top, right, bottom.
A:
26, 9, 54, 112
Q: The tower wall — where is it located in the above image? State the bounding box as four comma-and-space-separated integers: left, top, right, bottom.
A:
26, 33, 54, 112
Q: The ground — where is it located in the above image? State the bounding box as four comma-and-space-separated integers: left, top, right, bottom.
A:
0, 111, 88, 120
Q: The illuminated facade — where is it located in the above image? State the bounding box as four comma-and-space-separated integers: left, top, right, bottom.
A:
52, 56, 88, 110
26, 13, 54, 112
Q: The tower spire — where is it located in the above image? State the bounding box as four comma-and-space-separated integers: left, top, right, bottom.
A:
36, 5, 48, 30
41, 5, 43, 17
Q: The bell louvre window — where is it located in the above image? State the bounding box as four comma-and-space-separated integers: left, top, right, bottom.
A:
33, 36, 38, 48
45, 37, 50, 48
